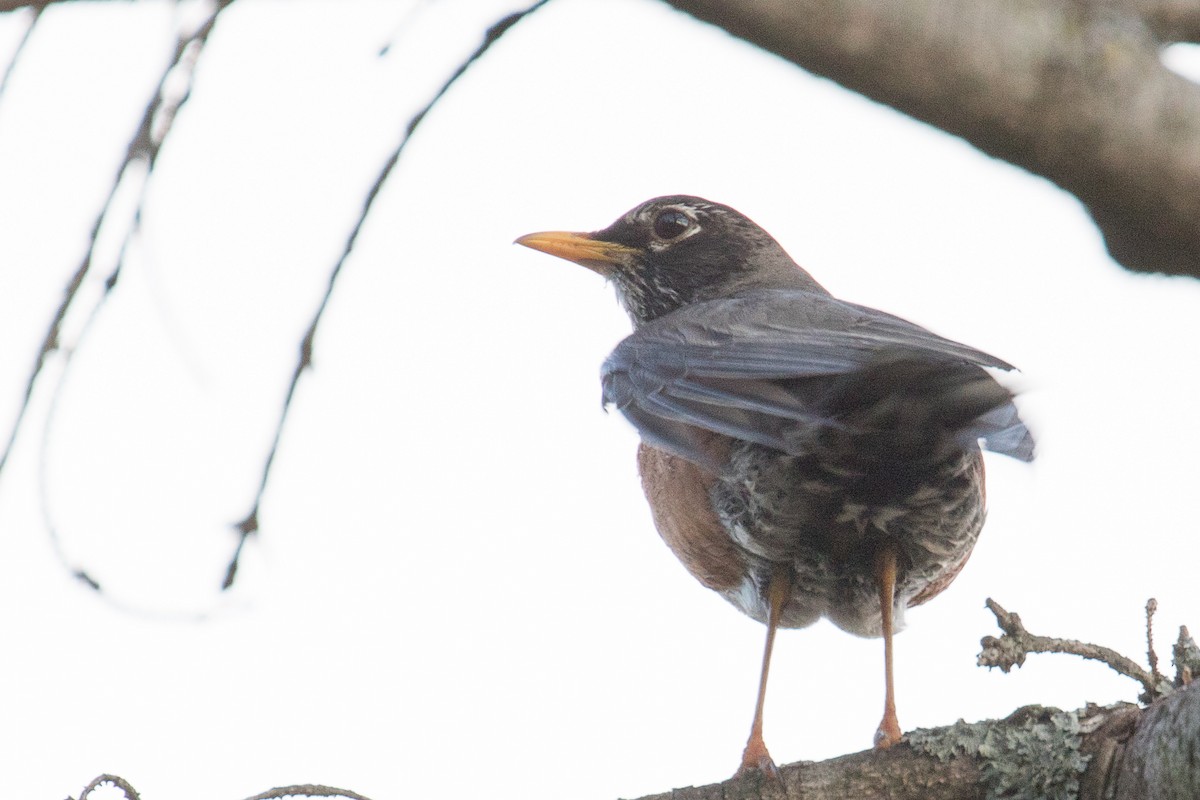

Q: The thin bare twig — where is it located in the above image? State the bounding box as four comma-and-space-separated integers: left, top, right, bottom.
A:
0, 1, 237, 591
979, 598, 1175, 703
241, 784, 375, 800
1146, 598, 1164, 687
75, 773, 141, 800
222, 0, 553, 589
0, 5, 40, 99
69, 775, 374, 800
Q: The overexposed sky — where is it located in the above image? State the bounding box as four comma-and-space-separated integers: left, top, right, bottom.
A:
1, 2, 1199, 799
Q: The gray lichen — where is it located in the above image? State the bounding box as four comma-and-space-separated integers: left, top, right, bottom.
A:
1173, 626, 1200, 686
908, 705, 1091, 800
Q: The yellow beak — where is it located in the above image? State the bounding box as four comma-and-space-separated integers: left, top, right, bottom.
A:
514, 230, 637, 276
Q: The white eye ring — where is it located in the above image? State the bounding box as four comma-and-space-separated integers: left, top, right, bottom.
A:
653, 209, 692, 240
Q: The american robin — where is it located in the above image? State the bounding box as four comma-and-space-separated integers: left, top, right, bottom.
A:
516, 195, 1033, 777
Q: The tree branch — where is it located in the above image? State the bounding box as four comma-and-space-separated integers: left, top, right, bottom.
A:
1173, 625, 1200, 686
75, 773, 141, 800
241, 785, 375, 800
978, 597, 1176, 702
55, 603, 1200, 799
661, 0, 1200, 278
222, 0, 551, 588
1127, 0, 1200, 41
0, 5, 40, 100
58, 692, 1200, 800
0, 0, 238, 597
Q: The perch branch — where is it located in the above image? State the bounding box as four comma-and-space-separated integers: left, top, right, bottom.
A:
61, 688, 1200, 800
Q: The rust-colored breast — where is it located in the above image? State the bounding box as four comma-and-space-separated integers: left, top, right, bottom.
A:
637, 440, 745, 593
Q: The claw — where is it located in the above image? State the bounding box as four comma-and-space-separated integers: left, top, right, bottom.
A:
874, 716, 903, 749
735, 737, 781, 782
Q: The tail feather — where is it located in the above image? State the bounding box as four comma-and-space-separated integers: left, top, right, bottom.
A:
820, 351, 1031, 467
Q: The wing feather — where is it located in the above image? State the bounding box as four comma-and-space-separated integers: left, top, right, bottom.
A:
601, 289, 1034, 464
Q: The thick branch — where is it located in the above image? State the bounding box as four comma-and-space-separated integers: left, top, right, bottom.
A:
640, 742, 986, 800
52, 604, 1200, 799
59, 694, 1200, 800
662, 0, 1200, 278
1128, 0, 1200, 41
0, 0, 122, 10
637, 696, 1200, 800
1110, 684, 1200, 800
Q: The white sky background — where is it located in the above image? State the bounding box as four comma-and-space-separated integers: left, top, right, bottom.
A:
1, 1, 1199, 798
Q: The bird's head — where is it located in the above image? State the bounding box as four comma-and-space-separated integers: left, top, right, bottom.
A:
516, 195, 828, 326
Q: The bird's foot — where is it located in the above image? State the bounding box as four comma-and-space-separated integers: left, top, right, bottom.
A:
735, 737, 781, 782
873, 714, 903, 749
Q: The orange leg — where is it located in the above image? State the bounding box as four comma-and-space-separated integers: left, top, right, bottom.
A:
874, 544, 902, 748
736, 568, 792, 779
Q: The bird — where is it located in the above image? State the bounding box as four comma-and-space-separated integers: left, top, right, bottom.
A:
515, 195, 1034, 778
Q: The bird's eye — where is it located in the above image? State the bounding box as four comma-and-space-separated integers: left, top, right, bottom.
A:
653, 209, 692, 240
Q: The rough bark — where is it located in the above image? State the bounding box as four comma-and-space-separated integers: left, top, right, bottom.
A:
1109, 683, 1200, 800
662, 0, 1200, 279
62, 690, 1199, 799
631, 686, 1200, 800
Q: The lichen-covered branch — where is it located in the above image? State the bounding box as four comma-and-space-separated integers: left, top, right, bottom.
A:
57, 689, 1200, 800
661, 0, 1200, 278
635, 692, 1199, 800
46, 605, 1200, 800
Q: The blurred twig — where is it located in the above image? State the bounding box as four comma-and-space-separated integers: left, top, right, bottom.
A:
74, 774, 141, 800
69, 774, 374, 800
242, 784, 376, 800
0, 0, 237, 591
223, 0, 552, 588
0, 5, 40, 99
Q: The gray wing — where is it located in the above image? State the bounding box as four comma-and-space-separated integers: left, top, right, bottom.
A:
601, 289, 1034, 467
